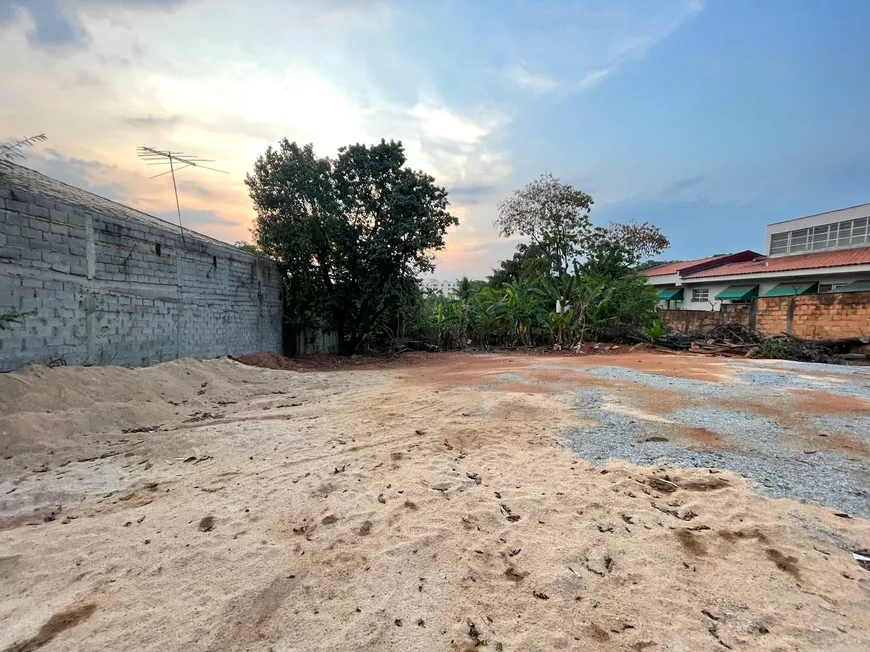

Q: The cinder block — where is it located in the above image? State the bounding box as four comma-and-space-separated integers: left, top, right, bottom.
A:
25, 204, 50, 219
4, 199, 25, 212
0, 209, 26, 227
11, 189, 35, 204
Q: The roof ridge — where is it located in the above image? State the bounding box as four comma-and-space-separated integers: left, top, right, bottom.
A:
682, 246, 870, 278
0, 162, 237, 250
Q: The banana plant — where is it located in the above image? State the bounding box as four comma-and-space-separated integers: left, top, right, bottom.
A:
548, 306, 575, 346
503, 280, 547, 346
574, 276, 615, 342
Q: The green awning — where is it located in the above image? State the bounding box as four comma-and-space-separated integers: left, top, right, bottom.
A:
657, 287, 684, 301
762, 282, 818, 297
715, 285, 759, 301
840, 280, 870, 293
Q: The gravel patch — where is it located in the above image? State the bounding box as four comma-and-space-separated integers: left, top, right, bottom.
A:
667, 407, 786, 446
579, 367, 735, 398
580, 364, 870, 400
560, 377, 870, 518
734, 359, 870, 377
809, 416, 870, 444
733, 370, 870, 400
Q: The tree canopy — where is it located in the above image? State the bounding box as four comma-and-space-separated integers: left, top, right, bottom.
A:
487, 242, 552, 288
246, 139, 457, 354
494, 173, 593, 276
494, 174, 669, 280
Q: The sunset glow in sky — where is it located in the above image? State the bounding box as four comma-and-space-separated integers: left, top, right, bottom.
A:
3, 1, 870, 279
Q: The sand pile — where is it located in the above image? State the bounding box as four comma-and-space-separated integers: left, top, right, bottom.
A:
1, 353, 868, 651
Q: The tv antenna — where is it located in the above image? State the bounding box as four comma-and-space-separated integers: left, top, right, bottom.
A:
136, 146, 229, 244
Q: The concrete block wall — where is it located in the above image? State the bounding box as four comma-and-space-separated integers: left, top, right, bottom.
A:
0, 175, 283, 371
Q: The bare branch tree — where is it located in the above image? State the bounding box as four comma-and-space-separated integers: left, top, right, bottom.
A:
605, 220, 670, 260
495, 173, 594, 276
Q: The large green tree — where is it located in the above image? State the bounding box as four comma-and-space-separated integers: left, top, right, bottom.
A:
487, 242, 552, 288
580, 222, 670, 278
246, 139, 457, 354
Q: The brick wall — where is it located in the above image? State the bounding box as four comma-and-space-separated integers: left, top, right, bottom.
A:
753, 297, 789, 337
660, 292, 870, 340
786, 291, 870, 340
0, 170, 283, 371
660, 309, 721, 333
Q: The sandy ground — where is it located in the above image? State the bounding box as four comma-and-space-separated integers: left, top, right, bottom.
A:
1, 352, 869, 652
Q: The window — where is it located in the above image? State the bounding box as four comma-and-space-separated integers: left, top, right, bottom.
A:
691, 288, 709, 303
770, 232, 789, 255
811, 224, 831, 250
769, 214, 870, 255
836, 221, 852, 247
790, 228, 809, 252
852, 218, 868, 245
819, 283, 849, 293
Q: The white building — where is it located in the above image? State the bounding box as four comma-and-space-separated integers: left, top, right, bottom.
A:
645, 203, 870, 310
422, 278, 459, 296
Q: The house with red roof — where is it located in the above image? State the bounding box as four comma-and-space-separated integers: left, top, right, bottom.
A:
644, 203, 870, 311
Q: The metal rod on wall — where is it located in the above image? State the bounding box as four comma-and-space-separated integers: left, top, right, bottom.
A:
136, 145, 229, 249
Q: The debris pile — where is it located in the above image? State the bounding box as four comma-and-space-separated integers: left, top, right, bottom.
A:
652, 322, 863, 364
687, 323, 763, 358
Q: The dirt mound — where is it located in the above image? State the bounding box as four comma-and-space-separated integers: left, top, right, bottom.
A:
230, 352, 302, 371
0, 357, 312, 469
232, 351, 429, 372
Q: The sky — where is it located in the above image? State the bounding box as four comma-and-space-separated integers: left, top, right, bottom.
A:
2, 0, 870, 279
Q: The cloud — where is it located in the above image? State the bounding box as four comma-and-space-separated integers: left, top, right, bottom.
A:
503, 63, 558, 95
74, 70, 104, 87
0, 0, 189, 50
0, 0, 90, 48
157, 208, 237, 228
448, 184, 503, 206
574, 68, 613, 92
408, 101, 500, 146
655, 175, 706, 202
124, 115, 185, 128
493, 1, 703, 98
26, 149, 130, 199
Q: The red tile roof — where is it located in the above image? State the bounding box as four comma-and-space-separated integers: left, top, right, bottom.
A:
684, 247, 870, 279
643, 256, 726, 277
643, 250, 761, 277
